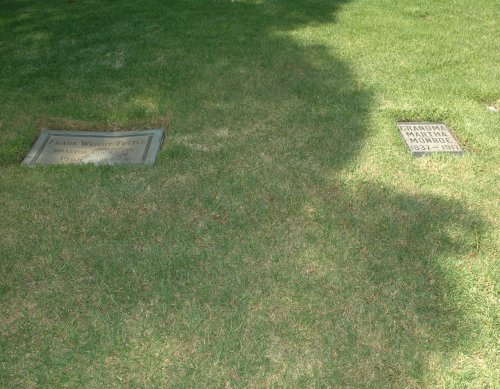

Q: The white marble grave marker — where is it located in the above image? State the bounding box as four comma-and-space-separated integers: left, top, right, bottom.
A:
397, 122, 463, 156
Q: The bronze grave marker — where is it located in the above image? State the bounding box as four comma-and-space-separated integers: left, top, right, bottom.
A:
23, 129, 164, 166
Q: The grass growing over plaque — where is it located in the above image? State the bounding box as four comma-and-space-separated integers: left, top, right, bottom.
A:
0, 0, 498, 387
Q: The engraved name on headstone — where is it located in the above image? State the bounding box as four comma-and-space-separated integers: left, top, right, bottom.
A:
23, 129, 164, 166
397, 122, 463, 156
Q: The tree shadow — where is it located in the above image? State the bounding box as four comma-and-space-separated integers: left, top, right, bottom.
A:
0, 0, 364, 168
281, 180, 484, 386
0, 0, 487, 387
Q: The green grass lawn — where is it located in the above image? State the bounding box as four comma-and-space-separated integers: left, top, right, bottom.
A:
1, 0, 499, 387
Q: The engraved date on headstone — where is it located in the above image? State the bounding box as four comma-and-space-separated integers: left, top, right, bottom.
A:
397, 122, 463, 156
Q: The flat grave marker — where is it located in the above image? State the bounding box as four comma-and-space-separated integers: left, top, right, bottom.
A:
397, 122, 463, 156
23, 129, 164, 166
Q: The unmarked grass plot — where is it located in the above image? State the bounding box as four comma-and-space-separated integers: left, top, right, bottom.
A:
0, 0, 498, 387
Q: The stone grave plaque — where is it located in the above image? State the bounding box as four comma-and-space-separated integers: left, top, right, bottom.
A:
23, 129, 164, 166
397, 122, 463, 156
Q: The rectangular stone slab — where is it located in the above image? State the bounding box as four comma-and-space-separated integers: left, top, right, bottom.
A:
397, 122, 464, 156
23, 129, 164, 166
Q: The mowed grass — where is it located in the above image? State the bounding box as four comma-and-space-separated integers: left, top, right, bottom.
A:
0, 0, 499, 387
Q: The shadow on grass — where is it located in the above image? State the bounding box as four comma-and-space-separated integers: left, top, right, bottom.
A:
167, 180, 482, 387
0, 0, 486, 387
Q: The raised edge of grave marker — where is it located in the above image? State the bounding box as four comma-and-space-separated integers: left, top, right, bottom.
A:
23, 128, 164, 166
397, 122, 463, 157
